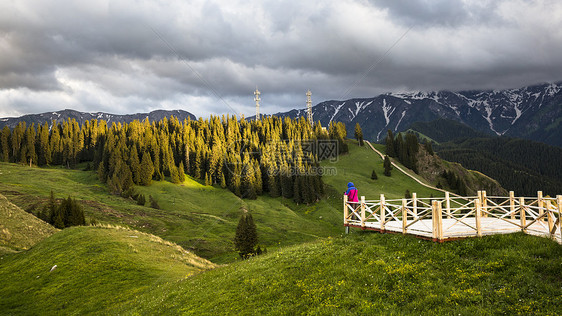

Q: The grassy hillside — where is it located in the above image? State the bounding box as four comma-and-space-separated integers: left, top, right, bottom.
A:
0, 140, 560, 314
321, 141, 442, 200
0, 226, 216, 314
0, 193, 58, 254
0, 141, 443, 262
0, 162, 342, 261
112, 232, 562, 315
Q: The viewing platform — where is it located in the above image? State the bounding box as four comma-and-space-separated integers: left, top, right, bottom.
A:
344, 191, 562, 244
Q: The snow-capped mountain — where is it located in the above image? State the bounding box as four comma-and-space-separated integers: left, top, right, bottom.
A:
0, 109, 197, 129
275, 82, 562, 147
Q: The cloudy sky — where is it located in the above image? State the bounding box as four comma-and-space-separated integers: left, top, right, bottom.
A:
1, 0, 561, 118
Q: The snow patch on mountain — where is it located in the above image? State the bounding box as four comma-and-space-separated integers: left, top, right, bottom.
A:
381, 99, 395, 125
329, 102, 346, 122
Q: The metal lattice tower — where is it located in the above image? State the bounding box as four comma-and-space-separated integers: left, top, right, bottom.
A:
254, 87, 261, 121
306, 90, 313, 126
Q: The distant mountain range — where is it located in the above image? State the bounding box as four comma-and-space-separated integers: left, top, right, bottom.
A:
2, 81, 561, 147
0, 109, 196, 129
274, 81, 562, 147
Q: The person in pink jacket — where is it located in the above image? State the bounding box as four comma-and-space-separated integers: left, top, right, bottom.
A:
344, 182, 359, 219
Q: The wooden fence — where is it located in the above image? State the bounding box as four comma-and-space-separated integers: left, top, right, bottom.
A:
344, 191, 562, 244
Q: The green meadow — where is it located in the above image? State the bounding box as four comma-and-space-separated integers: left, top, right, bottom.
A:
0, 140, 560, 315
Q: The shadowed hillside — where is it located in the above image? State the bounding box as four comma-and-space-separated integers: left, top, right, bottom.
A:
0, 226, 217, 314
0, 193, 57, 254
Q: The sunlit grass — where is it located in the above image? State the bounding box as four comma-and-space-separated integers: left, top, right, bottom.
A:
113, 232, 562, 315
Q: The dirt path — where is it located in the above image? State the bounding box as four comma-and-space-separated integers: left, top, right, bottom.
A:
364, 140, 460, 197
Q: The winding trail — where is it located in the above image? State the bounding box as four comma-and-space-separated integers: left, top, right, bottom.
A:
364, 140, 460, 197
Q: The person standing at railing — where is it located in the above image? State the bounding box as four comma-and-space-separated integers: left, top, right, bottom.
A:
345, 182, 359, 220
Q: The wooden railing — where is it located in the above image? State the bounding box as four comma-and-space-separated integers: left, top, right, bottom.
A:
344, 191, 562, 244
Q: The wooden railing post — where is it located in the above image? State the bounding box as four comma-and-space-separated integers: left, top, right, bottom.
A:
509, 191, 516, 221
361, 196, 366, 229
546, 199, 554, 240
538, 191, 544, 222
343, 195, 348, 225
475, 199, 482, 237
437, 201, 443, 241
380, 194, 386, 231
402, 199, 407, 234
520, 197, 526, 233
432, 201, 438, 240
432, 201, 443, 241
412, 192, 417, 217
482, 191, 488, 218
445, 191, 451, 219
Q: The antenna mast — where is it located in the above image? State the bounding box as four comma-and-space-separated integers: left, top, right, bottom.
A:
254, 87, 261, 121
306, 89, 313, 127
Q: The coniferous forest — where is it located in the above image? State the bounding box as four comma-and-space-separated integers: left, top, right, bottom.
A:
437, 137, 562, 197
0, 116, 349, 203
384, 130, 419, 173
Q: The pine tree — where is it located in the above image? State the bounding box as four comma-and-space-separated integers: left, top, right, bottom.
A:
60, 196, 86, 227
139, 151, 154, 186
268, 172, 280, 198
149, 195, 160, 209
280, 164, 293, 199
385, 130, 396, 157
24, 125, 37, 166
384, 155, 392, 177
371, 169, 378, 180
129, 145, 141, 184
293, 175, 302, 204
302, 176, 314, 204
354, 123, 364, 146
424, 140, 434, 155
355, 123, 363, 146
405, 190, 412, 199
178, 161, 186, 183
221, 172, 226, 189
234, 213, 258, 259
38, 122, 51, 166
50, 122, 62, 165
1, 126, 10, 162
136, 194, 146, 206
45, 190, 57, 224
170, 164, 181, 184
253, 160, 263, 195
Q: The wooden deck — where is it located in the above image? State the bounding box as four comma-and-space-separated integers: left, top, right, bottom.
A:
344, 191, 562, 244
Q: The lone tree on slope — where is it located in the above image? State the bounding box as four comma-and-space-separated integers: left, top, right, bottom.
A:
234, 212, 258, 259
354, 123, 364, 146
384, 155, 392, 177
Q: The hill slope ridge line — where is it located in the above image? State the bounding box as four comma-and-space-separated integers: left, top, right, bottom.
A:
0, 193, 58, 253
364, 141, 460, 198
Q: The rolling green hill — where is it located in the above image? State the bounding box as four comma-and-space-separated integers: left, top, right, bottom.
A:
0, 140, 444, 262
0, 193, 57, 254
111, 233, 561, 315
0, 140, 560, 314
0, 226, 216, 314
321, 142, 441, 200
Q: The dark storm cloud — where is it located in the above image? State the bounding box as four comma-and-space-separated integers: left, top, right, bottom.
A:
0, 0, 561, 118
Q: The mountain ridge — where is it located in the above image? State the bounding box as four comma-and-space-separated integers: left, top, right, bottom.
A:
0, 109, 197, 129
274, 81, 562, 147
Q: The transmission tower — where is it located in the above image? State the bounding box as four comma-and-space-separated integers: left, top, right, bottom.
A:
306, 89, 313, 127
254, 87, 261, 121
